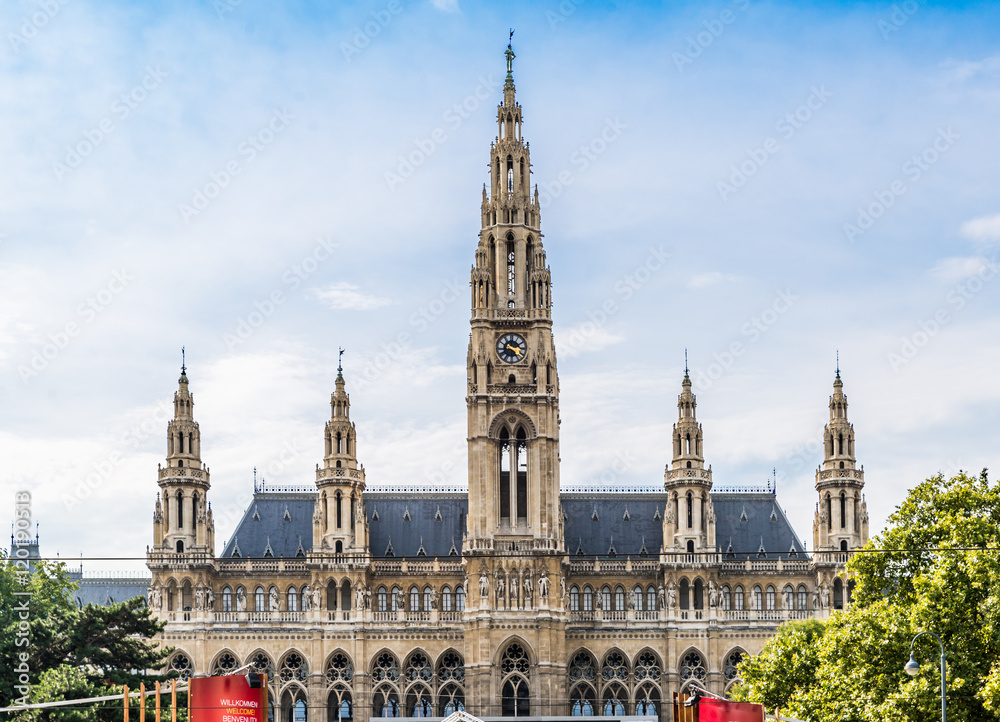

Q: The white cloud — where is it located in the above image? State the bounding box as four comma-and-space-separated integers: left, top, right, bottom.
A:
960, 213, 1000, 247
929, 256, 993, 284
313, 283, 391, 311
688, 272, 737, 288
556, 324, 624, 359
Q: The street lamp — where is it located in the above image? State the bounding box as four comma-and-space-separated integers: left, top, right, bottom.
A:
904, 631, 946, 722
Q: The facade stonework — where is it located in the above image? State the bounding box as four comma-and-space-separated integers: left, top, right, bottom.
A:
146, 45, 868, 722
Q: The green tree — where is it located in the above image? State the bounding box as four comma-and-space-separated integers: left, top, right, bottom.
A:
0, 557, 174, 716
728, 618, 825, 711
730, 470, 1000, 722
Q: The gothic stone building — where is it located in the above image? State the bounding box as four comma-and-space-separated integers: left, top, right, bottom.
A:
146, 45, 869, 722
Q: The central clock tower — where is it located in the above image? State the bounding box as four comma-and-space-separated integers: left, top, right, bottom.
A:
465, 42, 562, 554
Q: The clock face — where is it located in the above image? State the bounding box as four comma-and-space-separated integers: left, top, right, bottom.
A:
496, 333, 527, 364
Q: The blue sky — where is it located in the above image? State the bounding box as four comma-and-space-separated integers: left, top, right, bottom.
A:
1, 0, 999, 571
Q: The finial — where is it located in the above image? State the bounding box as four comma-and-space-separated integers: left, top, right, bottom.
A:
835, 349, 840, 379
181, 346, 186, 374
685, 348, 689, 375
338, 347, 345, 377
505, 31, 515, 79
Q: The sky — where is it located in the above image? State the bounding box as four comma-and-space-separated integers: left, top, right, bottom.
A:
1, 0, 999, 572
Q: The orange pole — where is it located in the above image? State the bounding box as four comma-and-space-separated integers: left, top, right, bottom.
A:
262, 673, 268, 722
124, 685, 130, 722
140, 683, 146, 722
156, 681, 161, 722
171, 679, 177, 722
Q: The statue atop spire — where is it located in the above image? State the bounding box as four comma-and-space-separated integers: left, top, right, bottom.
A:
505, 30, 515, 79
338, 346, 345, 378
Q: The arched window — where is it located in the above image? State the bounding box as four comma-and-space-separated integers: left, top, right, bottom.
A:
423, 586, 433, 612
507, 156, 514, 193
635, 651, 660, 682
455, 586, 465, 611
176, 540, 184, 553
372, 653, 401, 718
752, 585, 763, 611
328, 686, 353, 722
499, 428, 511, 524
570, 586, 580, 611
724, 649, 745, 682
679, 579, 690, 610
405, 686, 432, 717
646, 586, 656, 611
632, 586, 643, 611
601, 586, 612, 612
840, 492, 846, 528
222, 586, 232, 612
212, 652, 238, 676
507, 239, 516, 297
376, 586, 387, 612
336, 492, 343, 529
568, 652, 597, 716
834, 578, 844, 609
570, 685, 595, 716
437, 652, 465, 716
766, 585, 776, 611
783, 584, 794, 610
679, 650, 707, 686
734, 585, 745, 611
693, 579, 704, 610
255, 586, 265, 612
500, 643, 530, 717
686, 492, 693, 528
287, 586, 298, 612
635, 686, 660, 717
583, 586, 593, 611
391, 586, 401, 611
442, 586, 452, 612
515, 427, 527, 524
797, 585, 807, 610
721, 585, 731, 611
409, 587, 419, 612
614, 586, 625, 611
168, 651, 193, 681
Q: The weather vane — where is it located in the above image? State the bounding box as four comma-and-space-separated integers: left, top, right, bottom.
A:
338, 346, 345, 373
509, 28, 514, 44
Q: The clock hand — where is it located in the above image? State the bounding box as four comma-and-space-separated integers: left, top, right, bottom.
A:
506, 344, 523, 358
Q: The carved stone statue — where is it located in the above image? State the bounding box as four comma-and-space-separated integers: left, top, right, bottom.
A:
236, 587, 246, 612
811, 588, 820, 610
821, 584, 830, 610
708, 581, 718, 608
301, 586, 311, 611
146, 587, 153, 608
560, 574, 567, 600
666, 502, 675, 524
657, 584, 665, 610
523, 576, 532, 606
195, 586, 205, 611
269, 587, 279, 612
393, 587, 405, 611
595, 589, 604, 611
495, 574, 506, 607
627, 591, 636, 611
312, 587, 321, 611
479, 571, 490, 599
783, 587, 793, 610
356, 587, 366, 611
430, 588, 439, 611
666, 584, 676, 610
206, 587, 215, 610
538, 571, 550, 600
364, 587, 372, 610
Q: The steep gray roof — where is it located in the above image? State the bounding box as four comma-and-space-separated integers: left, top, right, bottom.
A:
221, 493, 314, 558
713, 493, 807, 559
74, 577, 150, 608
365, 494, 466, 558
562, 494, 666, 557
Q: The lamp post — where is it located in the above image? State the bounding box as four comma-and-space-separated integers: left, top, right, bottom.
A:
904, 630, 946, 722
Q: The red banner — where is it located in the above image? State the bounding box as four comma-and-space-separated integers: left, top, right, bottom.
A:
190, 676, 266, 722
698, 698, 766, 722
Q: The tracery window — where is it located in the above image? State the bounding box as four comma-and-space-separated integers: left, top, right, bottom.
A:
372, 653, 401, 718
437, 652, 465, 716
213, 652, 238, 676
279, 652, 308, 685
679, 650, 707, 685
724, 649, 745, 682
567, 649, 661, 718
169, 651, 193, 680
500, 643, 530, 717
567, 650, 597, 716
405, 652, 432, 683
